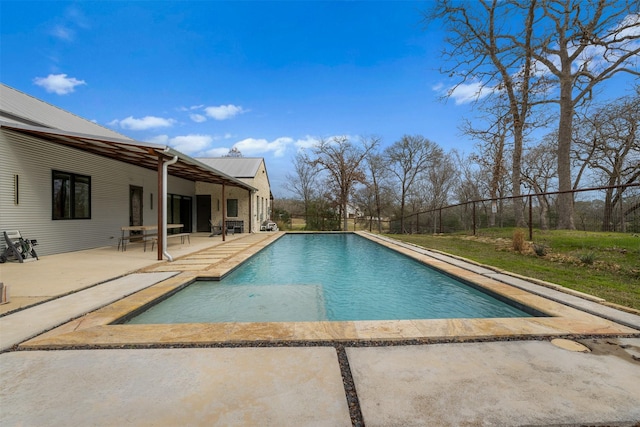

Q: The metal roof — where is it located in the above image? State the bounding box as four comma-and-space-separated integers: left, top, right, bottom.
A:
0, 121, 256, 190
0, 84, 130, 140
196, 157, 264, 178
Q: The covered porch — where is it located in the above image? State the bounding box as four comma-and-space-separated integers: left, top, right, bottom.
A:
1, 122, 257, 260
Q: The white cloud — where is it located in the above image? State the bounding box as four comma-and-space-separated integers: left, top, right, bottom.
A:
64, 6, 90, 30
168, 134, 214, 155
146, 133, 301, 159
431, 82, 496, 105
146, 133, 230, 156
190, 113, 207, 123
33, 74, 86, 95
51, 25, 74, 41
234, 137, 293, 157
205, 104, 246, 120
111, 116, 176, 131
147, 135, 170, 145
294, 136, 320, 150
444, 81, 495, 105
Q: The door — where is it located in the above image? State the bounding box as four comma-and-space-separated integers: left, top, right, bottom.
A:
196, 195, 211, 232
129, 186, 143, 240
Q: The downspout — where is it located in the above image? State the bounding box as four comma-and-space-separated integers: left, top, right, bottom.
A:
162, 155, 179, 261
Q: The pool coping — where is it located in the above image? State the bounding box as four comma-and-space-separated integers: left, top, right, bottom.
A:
20, 232, 640, 349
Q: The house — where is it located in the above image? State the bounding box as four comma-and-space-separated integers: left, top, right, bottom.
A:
0, 84, 272, 259
195, 157, 274, 231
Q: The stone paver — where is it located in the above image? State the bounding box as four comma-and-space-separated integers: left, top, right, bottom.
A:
0, 347, 351, 427
0, 272, 176, 350
347, 339, 640, 426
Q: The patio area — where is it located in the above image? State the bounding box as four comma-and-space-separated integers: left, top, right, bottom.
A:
0, 232, 247, 315
1, 231, 639, 426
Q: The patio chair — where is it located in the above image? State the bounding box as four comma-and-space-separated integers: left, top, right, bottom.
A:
266, 221, 278, 232
226, 222, 235, 235
209, 220, 223, 237
1, 230, 38, 263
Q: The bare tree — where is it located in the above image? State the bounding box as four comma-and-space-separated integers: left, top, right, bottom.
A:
310, 136, 378, 231
462, 108, 511, 227
522, 136, 558, 229
384, 135, 439, 233
284, 152, 320, 225
364, 144, 389, 233
453, 150, 483, 203
453, 151, 486, 231
573, 93, 640, 230
524, 0, 640, 229
427, 0, 540, 228
427, 0, 640, 229
422, 149, 458, 233
224, 147, 243, 157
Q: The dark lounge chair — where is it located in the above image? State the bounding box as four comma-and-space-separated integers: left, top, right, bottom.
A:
1, 230, 38, 263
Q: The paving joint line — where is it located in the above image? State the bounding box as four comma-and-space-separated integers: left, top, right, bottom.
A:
335, 343, 364, 427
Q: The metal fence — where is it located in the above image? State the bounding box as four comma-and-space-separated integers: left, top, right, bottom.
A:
390, 183, 640, 240
281, 183, 640, 239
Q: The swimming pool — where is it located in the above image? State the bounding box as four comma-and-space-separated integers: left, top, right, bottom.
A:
126, 233, 541, 324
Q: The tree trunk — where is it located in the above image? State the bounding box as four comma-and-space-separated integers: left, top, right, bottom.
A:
537, 194, 549, 230
556, 81, 575, 229
512, 118, 526, 228
399, 194, 406, 233
342, 191, 349, 231
602, 187, 614, 232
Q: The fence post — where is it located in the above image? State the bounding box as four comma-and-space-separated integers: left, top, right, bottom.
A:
439, 208, 443, 234
472, 201, 476, 236
529, 194, 533, 241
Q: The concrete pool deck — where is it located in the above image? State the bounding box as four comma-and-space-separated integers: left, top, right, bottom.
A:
1, 231, 639, 425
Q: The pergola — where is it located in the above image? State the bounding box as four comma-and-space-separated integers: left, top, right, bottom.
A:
1, 121, 256, 260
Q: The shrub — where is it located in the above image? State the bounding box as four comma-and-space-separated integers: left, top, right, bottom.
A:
512, 229, 525, 253
533, 242, 548, 257
579, 251, 596, 265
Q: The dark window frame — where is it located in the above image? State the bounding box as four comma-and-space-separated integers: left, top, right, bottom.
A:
52, 170, 92, 220
227, 198, 239, 217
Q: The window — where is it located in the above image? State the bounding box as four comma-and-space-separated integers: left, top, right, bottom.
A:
227, 199, 238, 217
52, 171, 91, 220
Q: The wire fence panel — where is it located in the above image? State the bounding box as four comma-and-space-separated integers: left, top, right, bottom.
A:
278, 184, 639, 238
392, 183, 640, 239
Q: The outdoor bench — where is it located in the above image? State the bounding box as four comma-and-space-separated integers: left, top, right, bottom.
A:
118, 233, 157, 252
150, 233, 191, 251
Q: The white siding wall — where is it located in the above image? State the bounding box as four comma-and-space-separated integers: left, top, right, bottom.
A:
240, 160, 272, 231
0, 129, 195, 255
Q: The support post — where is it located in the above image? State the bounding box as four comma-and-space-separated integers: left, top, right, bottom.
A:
472, 201, 477, 236
222, 183, 226, 242
528, 195, 533, 241
157, 157, 164, 261
248, 188, 253, 233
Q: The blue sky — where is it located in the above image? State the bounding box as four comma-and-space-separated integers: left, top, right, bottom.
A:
1, 1, 636, 197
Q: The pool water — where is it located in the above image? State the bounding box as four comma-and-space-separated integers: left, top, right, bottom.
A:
126, 233, 536, 324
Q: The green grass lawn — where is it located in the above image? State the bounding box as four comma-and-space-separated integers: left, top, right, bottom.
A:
386, 229, 640, 311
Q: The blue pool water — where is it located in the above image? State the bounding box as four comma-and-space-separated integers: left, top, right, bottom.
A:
126, 233, 536, 324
